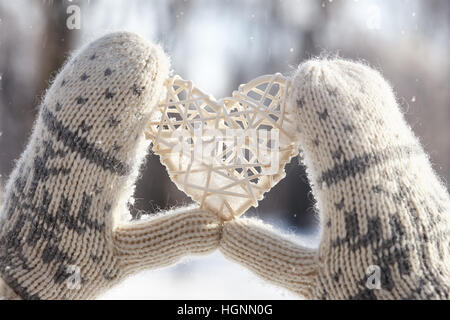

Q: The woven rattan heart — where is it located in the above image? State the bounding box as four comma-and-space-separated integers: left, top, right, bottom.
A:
146, 73, 300, 220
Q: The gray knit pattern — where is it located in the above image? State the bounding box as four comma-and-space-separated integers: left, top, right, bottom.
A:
219, 59, 450, 300
291, 59, 450, 299
0, 32, 222, 300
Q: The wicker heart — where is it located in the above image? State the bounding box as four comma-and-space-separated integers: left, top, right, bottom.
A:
146, 73, 300, 220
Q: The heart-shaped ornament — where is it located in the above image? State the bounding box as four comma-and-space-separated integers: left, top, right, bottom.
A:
146, 73, 300, 220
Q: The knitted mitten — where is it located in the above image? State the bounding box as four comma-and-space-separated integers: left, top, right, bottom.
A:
219, 58, 450, 299
0, 32, 221, 300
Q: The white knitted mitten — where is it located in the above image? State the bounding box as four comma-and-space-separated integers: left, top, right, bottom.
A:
0, 32, 221, 300
220, 59, 450, 299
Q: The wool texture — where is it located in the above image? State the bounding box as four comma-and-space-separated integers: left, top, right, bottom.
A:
0, 32, 222, 300
308, 59, 450, 299
220, 217, 318, 298
223, 59, 450, 299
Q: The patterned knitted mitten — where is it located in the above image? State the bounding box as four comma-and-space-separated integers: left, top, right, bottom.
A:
219, 59, 450, 299
0, 32, 221, 300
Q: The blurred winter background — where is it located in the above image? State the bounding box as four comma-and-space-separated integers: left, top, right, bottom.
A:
0, 0, 448, 299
